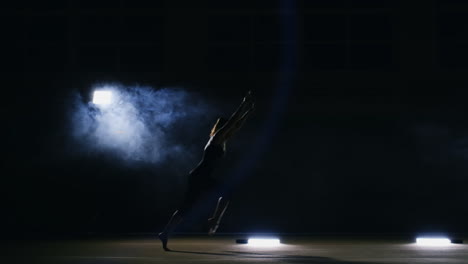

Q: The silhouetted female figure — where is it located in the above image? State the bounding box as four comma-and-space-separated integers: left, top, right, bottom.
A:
158, 92, 255, 251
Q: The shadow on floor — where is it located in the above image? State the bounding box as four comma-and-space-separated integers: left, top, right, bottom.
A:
169, 250, 393, 264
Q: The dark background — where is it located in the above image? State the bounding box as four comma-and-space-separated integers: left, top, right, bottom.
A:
2, 0, 468, 236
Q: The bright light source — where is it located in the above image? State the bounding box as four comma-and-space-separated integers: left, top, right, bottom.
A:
248, 238, 281, 246
93, 91, 112, 105
416, 238, 451, 246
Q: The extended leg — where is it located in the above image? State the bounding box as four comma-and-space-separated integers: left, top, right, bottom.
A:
158, 210, 183, 251
208, 197, 230, 235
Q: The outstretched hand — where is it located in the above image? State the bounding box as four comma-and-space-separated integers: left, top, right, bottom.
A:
241, 91, 255, 114
249, 102, 255, 112
242, 90, 253, 104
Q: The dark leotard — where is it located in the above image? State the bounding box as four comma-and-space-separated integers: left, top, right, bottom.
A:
180, 142, 225, 212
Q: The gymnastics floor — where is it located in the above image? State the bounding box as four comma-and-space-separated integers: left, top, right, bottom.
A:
1, 235, 467, 264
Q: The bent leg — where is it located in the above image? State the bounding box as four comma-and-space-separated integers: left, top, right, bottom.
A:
208, 196, 230, 235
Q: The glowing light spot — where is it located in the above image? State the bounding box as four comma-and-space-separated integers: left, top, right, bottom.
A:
93, 91, 112, 105
248, 238, 281, 246
416, 238, 451, 246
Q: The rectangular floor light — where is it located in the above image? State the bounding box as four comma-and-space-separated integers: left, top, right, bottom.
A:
247, 238, 281, 246
416, 238, 451, 246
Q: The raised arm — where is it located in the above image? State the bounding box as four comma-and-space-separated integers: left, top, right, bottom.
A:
228, 91, 252, 122
211, 92, 254, 144
222, 103, 255, 140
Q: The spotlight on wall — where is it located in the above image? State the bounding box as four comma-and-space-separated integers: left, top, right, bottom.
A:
92, 90, 112, 105
416, 237, 451, 246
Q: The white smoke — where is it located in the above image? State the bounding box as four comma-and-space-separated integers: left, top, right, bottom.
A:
68, 84, 215, 165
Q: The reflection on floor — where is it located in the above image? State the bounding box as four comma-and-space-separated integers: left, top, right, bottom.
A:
1, 235, 467, 264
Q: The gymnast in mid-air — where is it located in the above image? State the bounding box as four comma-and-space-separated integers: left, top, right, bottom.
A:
158, 91, 255, 251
